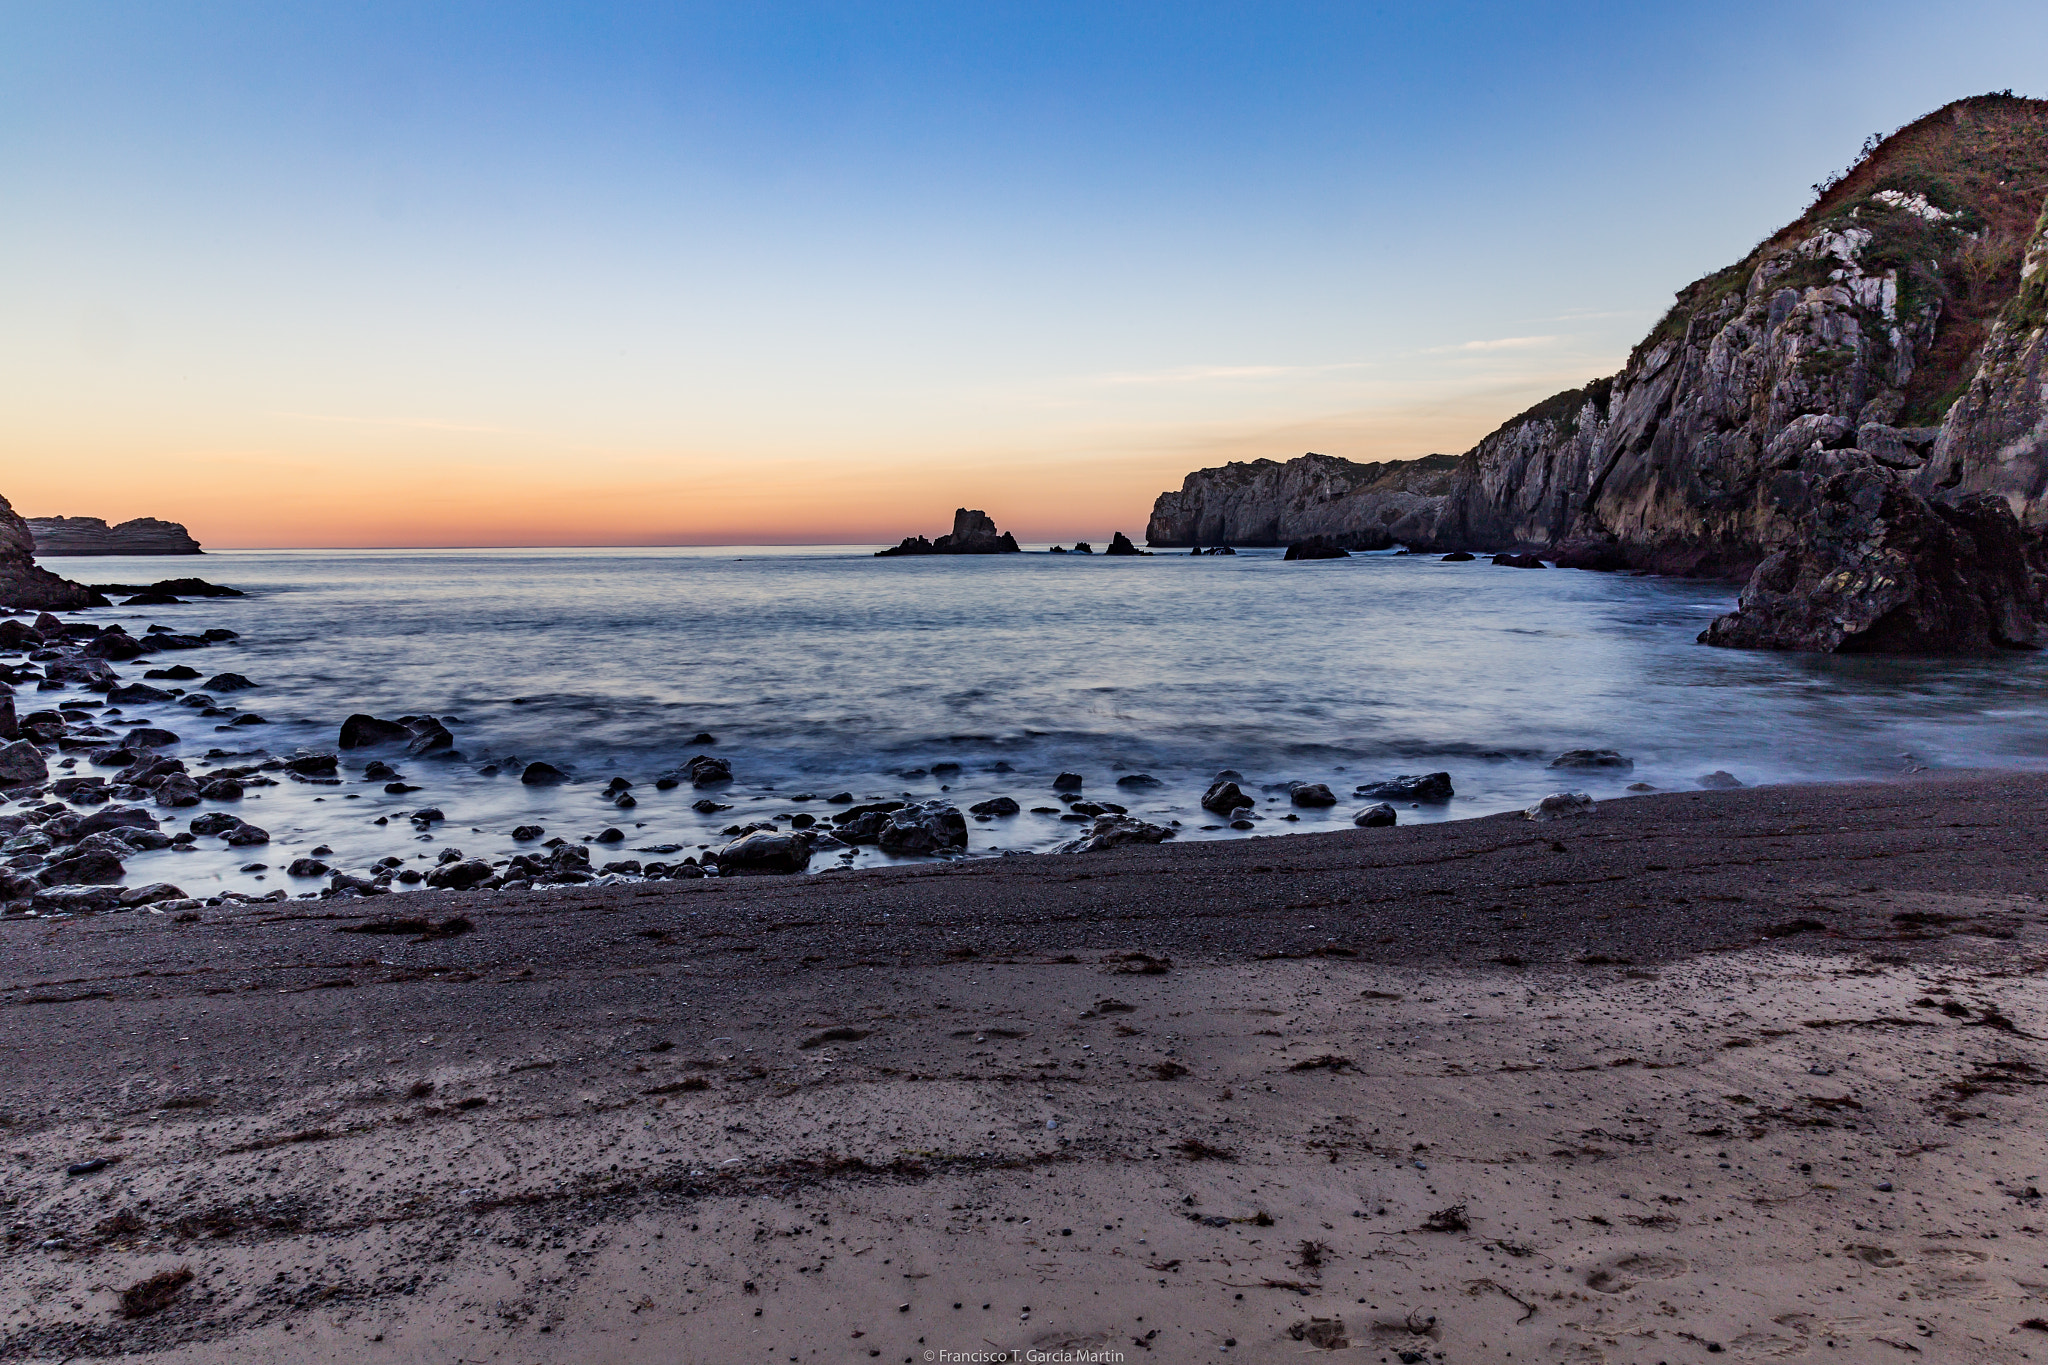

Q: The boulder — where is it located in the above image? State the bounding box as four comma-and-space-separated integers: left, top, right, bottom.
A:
1700, 478, 2046, 654
1440, 551, 1476, 562
31, 884, 126, 913
968, 796, 1020, 816
1352, 802, 1397, 827
142, 664, 203, 681
1200, 780, 1252, 815
189, 811, 240, 836
198, 778, 243, 800
1050, 814, 1176, 853
1051, 772, 1084, 791
1114, 773, 1162, 789
0, 738, 48, 787
521, 761, 567, 785
125, 728, 180, 749
1524, 792, 1594, 821
85, 633, 149, 661
1491, 553, 1546, 568
223, 822, 270, 846
118, 882, 186, 906
1353, 772, 1454, 802
153, 776, 201, 807
39, 850, 125, 885
1283, 541, 1350, 560
283, 753, 338, 777
1549, 749, 1632, 770
286, 858, 331, 877
204, 673, 257, 691
1288, 782, 1338, 808
1696, 770, 1744, 789
426, 858, 495, 889
714, 829, 815, 875
687, 754, 733, 787
107, 683, 175, 705
875, 801, 968, 855
404, 717, 455, 754
339, 714, 413, 749
77, 805, 156, 836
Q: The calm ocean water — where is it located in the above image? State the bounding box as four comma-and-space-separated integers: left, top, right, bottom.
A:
30, 545, 2048, 898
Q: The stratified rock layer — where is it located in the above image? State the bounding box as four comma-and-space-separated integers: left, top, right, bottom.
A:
28, 516, 202, 555
1146, 453, 1458, 549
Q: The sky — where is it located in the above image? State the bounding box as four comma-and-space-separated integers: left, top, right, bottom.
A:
6, 1, 2047, 548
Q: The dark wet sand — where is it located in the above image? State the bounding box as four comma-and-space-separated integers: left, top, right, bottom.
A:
5, 773, 2048, 1362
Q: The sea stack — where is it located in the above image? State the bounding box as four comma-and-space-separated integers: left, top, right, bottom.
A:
28, 516, 203, 555
875, 508, 1023, 556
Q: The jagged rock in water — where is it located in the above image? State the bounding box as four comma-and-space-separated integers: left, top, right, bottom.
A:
1352, 802, 1397, 828
1700, 473, 2045, 653
0, 493, 103, 610
1354, 772, 1454, 802
1549, 750, 1633, 771
875, 508, 1022, 556
0, 739, 48, 787
875, 801, 968, 855
27, 515, 202, 555
1103, 532, 1147, 556
339, 715, 414, 749
1200, 780, 1252, 815
1283, 540, 1350, 561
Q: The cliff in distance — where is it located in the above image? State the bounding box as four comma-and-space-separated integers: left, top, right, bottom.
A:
1, 496, 105, 610
1145, 452, 1457, 549
1150, 94, 2048, 652
29, 516, 202, 555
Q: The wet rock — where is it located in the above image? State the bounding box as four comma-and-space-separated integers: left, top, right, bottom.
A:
204, 673, 257, 691
188, 812, 239, 837
1492, 552, 1546, 568
687, 755, 733, 787
362, 760, 398, 780
692, 797, 731, 814
1696, 770, 1744, 789
410, 807, 445, 824
969, 796, 1020, 816
1549, 749, 1633, 770
1288, 782, 1338, 808
1051, 772, 1084, 791
1050, 813, 1175, 853
404, 717, 455, 754
521, 761, 567, 785
1440, 550, 1476, 561
1104, 531, 1147, 556
286, 858, 331, 877
85, 633, 149, 661
224, 822, 270, 846
143, 664, 203, 681
714, 829, 815, 874
1352, 802, 1398, 827
426, 858, 494, 889
32, 884, 125, 913
1200, 780, 1253, 815
875, 801, 968, 855
125, 728, 180, 749
78, 805, 157, 836
511, 824, 544, 841
595, 827, 624, 843
339, 715, 413, 749
1114, 773, 1162, 789
107, 683, 175, 705
0, 694, 15, 742
0, 739, 49, 787
1353, 772, 1453, 802
1283, 541, 1350, 560
118, 882, 185, 906
39, 850, 125, 885
153, 776, 201, 807
1524, 791, 1594, 821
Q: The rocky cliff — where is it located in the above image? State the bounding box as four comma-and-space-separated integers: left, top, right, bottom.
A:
1, 496, 105, 610
1145, 452, 1458, 549
28, 516, 202, 555
1148, 95, 2048, 652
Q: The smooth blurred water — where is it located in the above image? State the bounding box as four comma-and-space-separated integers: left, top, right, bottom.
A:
27, 545, 2048, 897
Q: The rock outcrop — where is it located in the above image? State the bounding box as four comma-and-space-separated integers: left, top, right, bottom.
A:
1146, 452, 1458, 550
876, 509, 1022, 556
28, 516, 202, 555
1145, 95, 2048, 653
1, 494, 104, 610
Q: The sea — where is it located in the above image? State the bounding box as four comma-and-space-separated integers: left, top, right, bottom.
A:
24, 545, 2048, 900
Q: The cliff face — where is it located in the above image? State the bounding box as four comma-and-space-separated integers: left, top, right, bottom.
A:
1423, 94, 2048, 578
28, 516, 202, 555
1, 496, 104, 610
1145, 452, 1458, 549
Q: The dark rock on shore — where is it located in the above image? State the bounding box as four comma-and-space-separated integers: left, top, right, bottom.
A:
1051, 813, 1175, 853
403, 716, 455, 754
0, 739, 49, 786
875, 801, 968, 855
1052, 772, 1084, 791
521, 761, 567, 785
1354, 772, 1454, 802
687, 755, 732, 787
205, 673, 257, 691
969, 796, 1020, 816
715, 829, 814, 875
1492, 552, 1546, 568
1288, 782, 1337, 807
1115, 773, 1162, 789
876, 508, 1022, 556
1353, 802, 1397, 827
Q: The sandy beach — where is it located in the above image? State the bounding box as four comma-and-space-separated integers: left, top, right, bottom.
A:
5, 772, 2048, 1363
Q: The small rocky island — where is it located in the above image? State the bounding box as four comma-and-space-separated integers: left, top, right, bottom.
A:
875, 508, 1021, 556
28, 515, 202, 555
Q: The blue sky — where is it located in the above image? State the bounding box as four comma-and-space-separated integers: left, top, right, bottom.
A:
6, 1, 2045, 545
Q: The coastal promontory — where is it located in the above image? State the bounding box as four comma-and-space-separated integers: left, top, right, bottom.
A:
0, 494, 106, 610
28, 515, 202, 555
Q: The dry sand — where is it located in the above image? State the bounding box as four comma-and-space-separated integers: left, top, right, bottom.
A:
5, 773, 2048, 1363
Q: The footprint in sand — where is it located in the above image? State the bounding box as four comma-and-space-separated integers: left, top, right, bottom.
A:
1585, 1253, 1688, 1293
1845, 1244, 1903, 1267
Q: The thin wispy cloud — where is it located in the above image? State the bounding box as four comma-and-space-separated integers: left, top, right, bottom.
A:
1424, 335, 1560, 354
1086, 360, 1375, 387
272, 411, 523, 436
